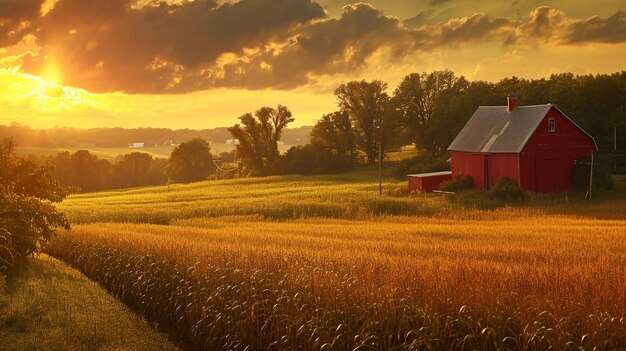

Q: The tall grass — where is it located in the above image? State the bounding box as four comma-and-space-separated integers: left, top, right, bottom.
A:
48, 216, 626, 350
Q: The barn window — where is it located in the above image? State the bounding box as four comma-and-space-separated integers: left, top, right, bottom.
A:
548, 118, 556, 132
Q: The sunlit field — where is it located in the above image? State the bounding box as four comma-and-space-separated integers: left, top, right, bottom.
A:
46, 169, 626, 349
48, 215, 626, 350
59, 168, 626, 224
59, 173, 436, 224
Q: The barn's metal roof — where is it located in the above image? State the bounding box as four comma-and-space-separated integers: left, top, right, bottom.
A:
407, 171, 452, 178
448, 104, 553, 153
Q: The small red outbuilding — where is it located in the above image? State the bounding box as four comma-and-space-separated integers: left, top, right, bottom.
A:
447, 94, 597, 193
408, 171, 452, 192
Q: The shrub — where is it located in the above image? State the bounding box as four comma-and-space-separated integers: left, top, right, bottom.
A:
0, 138, 71, 275
572, 157, 614, 192
273, 144, 355, 176
439, 176, 473, 192
490, 177, 525, 203
0, 192, 70, 274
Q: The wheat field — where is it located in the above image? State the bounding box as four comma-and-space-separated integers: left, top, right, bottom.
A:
48, 213, 626, 350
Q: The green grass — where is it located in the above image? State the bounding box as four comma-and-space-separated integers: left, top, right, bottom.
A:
58, 165, 626, 224
0, 255, 178, 351
59, 167, 449, 224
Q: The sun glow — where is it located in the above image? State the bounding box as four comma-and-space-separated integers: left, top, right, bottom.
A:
41, 60, 63, 85
0, 63, 98, 113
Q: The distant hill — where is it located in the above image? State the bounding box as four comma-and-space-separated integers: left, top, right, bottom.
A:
0, 123, 312, 148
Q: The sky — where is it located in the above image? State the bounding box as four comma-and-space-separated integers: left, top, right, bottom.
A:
0, 0, 624, 129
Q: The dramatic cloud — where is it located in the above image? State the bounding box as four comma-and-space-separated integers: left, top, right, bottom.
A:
507, 6, 626, 45
201, 4, 517, 89
1, 0, 624, 94
0, 0, 45, 46
429, 13, 517, 44
566, 11, 626, 44
19, 0, 325, 93
5, 1, 514, 93
213, 4, 415, 89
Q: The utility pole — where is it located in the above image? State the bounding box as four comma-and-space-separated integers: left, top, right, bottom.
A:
377, 125, 382, 195
379, 137, 382, 196
587, 152, 594, 199
615, 126, 618, 172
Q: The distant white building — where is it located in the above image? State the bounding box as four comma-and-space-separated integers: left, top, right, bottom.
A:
225, 139, 240, 145
128, 142, 145, 148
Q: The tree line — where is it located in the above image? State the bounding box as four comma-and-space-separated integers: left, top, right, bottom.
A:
232, 70, 626, 177
11, 143, 236, 192
0, 124, 311, 148
6, 70, 626, 189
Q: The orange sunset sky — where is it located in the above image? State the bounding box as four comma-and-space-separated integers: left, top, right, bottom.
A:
1, 0, 625, 129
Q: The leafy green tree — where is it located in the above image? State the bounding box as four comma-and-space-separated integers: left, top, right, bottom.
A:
166, 138, 215, 183
273, 144, 351, 176
394, 70, 467, 151
311, 111, 356, 163
50, 150, 116, 192
0, 139, 68, 202
228, 105, 294, 177
335, 80, 391, 166
426, 81, 492, 151
0, 138, 70, 274
115, 152, 166, 188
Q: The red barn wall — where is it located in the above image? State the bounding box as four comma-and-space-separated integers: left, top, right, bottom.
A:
487, 153, 520, 188
422, 173, 452, 191
451, 151, 485, 188
520, 107, 596, 192
451, 152, 519, 189
408, 173, 452, 192
408, 176, 423, 192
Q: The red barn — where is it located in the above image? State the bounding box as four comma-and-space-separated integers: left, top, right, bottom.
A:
448, 94, 597, 193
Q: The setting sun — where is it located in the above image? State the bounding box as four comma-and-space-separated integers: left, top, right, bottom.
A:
41, 60, 63, 84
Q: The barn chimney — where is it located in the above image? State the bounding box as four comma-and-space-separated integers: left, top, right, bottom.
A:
507, 93, 517, 112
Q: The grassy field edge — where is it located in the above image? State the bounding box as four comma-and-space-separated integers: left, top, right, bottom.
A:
0, 255, 179, 351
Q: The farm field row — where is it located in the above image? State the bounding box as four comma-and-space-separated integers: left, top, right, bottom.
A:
48, 216, 626, 350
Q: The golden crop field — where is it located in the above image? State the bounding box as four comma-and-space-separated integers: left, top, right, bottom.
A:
48, 213, 626, 350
